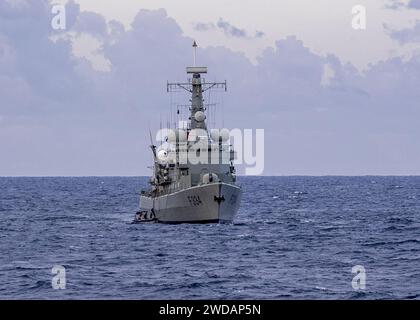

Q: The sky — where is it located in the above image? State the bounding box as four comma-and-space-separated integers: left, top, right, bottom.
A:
1, 0, 420, 176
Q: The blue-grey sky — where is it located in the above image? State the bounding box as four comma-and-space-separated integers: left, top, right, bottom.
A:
1, 0, 420, 176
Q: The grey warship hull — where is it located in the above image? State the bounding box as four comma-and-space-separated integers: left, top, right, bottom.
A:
140, 182, 241, 224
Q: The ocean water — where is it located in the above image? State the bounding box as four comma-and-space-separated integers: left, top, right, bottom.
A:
0, 176, 419, 300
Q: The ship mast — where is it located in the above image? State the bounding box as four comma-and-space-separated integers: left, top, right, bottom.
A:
167, 41, 227, 131
188, 40, 206, 130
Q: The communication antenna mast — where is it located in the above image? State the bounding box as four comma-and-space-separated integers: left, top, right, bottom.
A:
166, 41, 227, 130
193, 41, 198, 67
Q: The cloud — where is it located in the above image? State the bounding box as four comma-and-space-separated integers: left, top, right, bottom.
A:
385, 0, 407, 9
386, 0, 420, 9
194, 18, 264, 39
193, 22, 215, 32
2, 0, 420, 175
386, 20, 420, 43
216, 18, 248, 38
0, 0, 90, 112
255, 30, 265, 38
73, 11, 108, 39
408, 0, 420, 9
384, 0, 420, 44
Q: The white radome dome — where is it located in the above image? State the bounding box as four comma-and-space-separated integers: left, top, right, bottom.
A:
211, 128, 230, 142
157, 149, 169, 163
194, 111, 206, 122
220, 128, 230, 141
210, 129, 219, 141
166, 130, 176, 144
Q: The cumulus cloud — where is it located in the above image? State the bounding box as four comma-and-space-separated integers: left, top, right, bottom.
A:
73, 11, 108, 39
0, 0, 89, 113
194, 18, 264, 39
384, 0, 420, 43
193, 22, 216, 32
216, 18, 248, 38
1, 0, 420, 175
386, 20, 420, 43
255, 31, 265, 38
385, 0, 407, 9
408, 0, 420, 9
386, 0, 420, 9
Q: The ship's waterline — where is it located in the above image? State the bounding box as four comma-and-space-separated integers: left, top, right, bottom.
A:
140, 182, 242, 224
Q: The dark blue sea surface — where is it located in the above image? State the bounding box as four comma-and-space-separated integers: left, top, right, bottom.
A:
0, 176, 419, 299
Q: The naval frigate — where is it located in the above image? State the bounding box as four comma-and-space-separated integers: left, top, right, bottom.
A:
135, 42, 241, 224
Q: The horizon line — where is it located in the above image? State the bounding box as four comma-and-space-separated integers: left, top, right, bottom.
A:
1, 175, 420, 178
